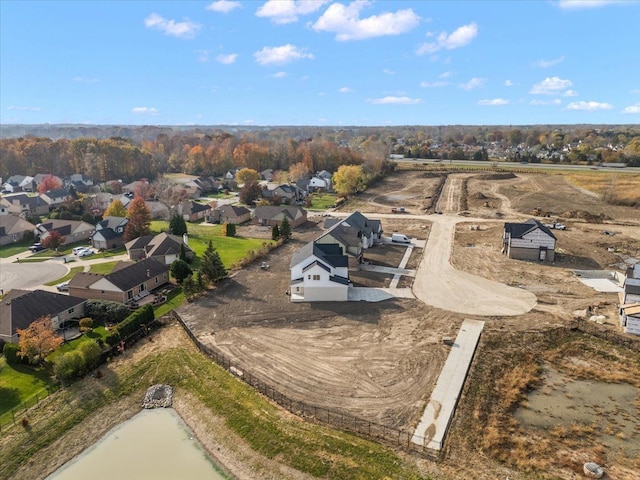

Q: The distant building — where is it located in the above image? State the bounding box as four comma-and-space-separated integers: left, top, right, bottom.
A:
502, 219, 556, 262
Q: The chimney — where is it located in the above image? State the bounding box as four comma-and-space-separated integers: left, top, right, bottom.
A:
183, 233, 189, 246
147, 269, 151, 278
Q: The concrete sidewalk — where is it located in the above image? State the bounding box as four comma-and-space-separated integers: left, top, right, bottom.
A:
411, 319, 485, 450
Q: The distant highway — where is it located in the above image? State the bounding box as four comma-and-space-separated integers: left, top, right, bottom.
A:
391, 158, 640, 173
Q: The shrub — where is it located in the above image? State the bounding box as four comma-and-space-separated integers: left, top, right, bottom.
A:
105, 331, 121, 347
116, 304, 154, 338
78, 340, 102, 370
54, 351, 83, 382
3, 342, 21, 364
85, 299, 130, 325
79, 317, 93, 333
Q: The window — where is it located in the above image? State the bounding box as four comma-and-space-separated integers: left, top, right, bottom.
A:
68, 308, 74, 314
127, 291, 133, 300
312, 275, 320, 281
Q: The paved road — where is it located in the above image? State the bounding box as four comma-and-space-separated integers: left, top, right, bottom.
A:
0, 256, 68, 292
412, 214, 537, 316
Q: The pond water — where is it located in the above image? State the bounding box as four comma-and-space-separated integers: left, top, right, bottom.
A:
515, 366, 640, 458
47, 408, 227, 480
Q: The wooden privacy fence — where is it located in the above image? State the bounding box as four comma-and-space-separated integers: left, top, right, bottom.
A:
170, 311, 441, 460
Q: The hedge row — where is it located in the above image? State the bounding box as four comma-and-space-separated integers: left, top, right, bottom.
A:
105, 304, 155, 346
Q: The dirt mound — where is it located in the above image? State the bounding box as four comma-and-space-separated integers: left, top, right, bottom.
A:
562, 210, 608, 223
471, 192, 487, 200
475, 172, 517, 181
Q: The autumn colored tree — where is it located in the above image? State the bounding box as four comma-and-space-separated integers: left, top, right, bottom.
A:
37, 174, 62, 193
41, 230, 66, 251
239, 181, 262, 205
236, 167, 260, 185
288, 162, 311, 182
124, 196, 152, 242
103, 199, 127, 218
17, 316, 63, 364
332, 165, 364, 196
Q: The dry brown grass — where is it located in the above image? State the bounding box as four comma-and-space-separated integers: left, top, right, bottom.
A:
565, 172, 640, 206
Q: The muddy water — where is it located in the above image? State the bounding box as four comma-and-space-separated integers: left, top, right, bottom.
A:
47, 408, 227, 480
515, 366, 640, 457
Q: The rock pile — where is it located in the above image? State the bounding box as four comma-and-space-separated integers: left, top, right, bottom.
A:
142, 384, 173, 408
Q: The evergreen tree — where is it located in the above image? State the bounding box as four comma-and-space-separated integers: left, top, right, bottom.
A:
169, 213, 188, 236
182, 275, 196, 301
180, 242, 188, 262
201, 240, 226, 284
225, 222, 236, 237
170, 259, 192, 283
196, 270, 205, 290
271, 223, 280, 240
124, 196, 152, 242
280, 216, 291, 242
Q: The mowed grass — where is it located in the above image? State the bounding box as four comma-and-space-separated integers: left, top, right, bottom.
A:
0, 240, 33, 258
0, 357, 55, 419
0, 327, 429, 480
565, 172, 640, 204
150, 220, 273, 268
89, 261, 118, 275
44, 266, 83, 286
47, 327, 110, 364
307, 192, 338, 210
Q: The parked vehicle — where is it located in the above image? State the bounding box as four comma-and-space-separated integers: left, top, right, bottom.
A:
73, 246, 90, 255
391, 233, 411, 244
544, 223, 566, 230
56, 282, 69, 292
28, 243, 43, 253
78, 249, 94, 257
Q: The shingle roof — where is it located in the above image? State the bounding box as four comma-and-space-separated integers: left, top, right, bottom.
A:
106, 258, 169, 290
254, 205, 305, 222
290, 241, 348, 269
504, 218, 556, 240
218, 205, 251, 218
0, 289, 86, 338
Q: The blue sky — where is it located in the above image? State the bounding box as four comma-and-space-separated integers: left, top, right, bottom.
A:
1, 0, 639, 126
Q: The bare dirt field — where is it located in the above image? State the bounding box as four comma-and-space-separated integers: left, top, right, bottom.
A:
176, 167, 640, 479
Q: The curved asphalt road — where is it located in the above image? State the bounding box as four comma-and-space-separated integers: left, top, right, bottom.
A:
412, 214, 537, 316
0, 259, 68, 292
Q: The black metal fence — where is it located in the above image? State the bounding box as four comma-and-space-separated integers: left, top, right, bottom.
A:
170, 310, 442, 460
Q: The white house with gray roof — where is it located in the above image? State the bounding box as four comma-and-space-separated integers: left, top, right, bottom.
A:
290, 241, 350, 302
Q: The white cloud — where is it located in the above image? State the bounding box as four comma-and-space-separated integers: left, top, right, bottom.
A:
440, 71, 454, 78
505, 79, 514, 87
131, 107, 159, 114
557, 0, 628, 9
622, 103, 640, 114
271, 71, 288, 78
420, 81, 448, 88
254, 44, 314, 65
339, 86, 353, 93
312, 2, 420, 41
416, 22, 478, 55
73, 76, 98, 83
144, 13, 200, 39
197, 50, 210, 62
535, 56, 565, 68
631, 88, 640, 94
383, 69, 396, 75
206, 0, 241, 13
478, 98, 509, 106
567, 101, 613, 111
5, 105, 40, 111
459, 77, 485, 90
244, 119, 255, 124
529, 76, 573, 95
563, 89, 578, 97
530, 99, 562, 105
216, 53, 238, 64
368, 96, 421, 105
257, 0, 329, 24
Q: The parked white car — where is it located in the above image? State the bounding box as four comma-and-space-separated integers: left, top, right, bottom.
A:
77, 249, 94, 257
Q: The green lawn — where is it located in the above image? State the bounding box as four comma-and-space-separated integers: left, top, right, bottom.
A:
47, 327, 110, 364
150, 220, 273, 269
307, 193, 338, 210
0, 240, 33, 258
44, 266, 84, 286
153, 287, 185, 318
0, 357, 56, 419
89, 261, 118, 274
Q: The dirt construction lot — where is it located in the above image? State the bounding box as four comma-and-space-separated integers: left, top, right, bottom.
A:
178, 168, 640, 479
